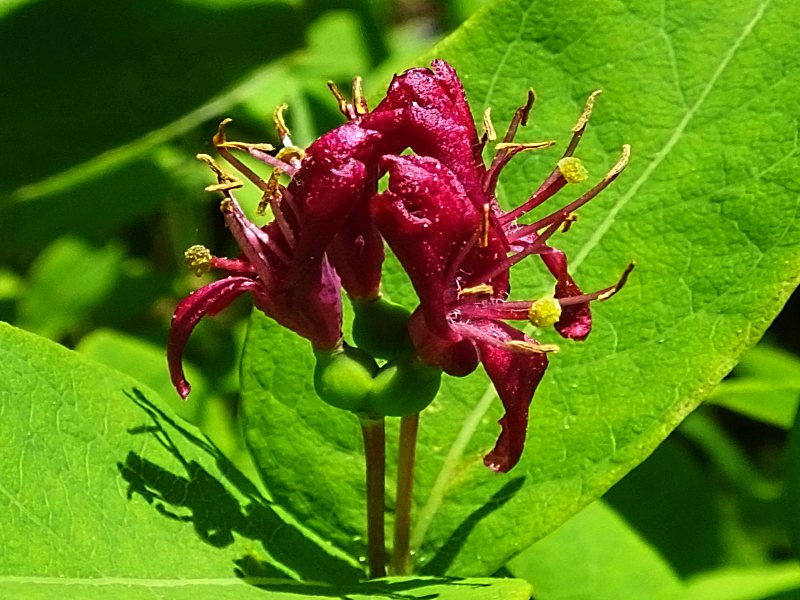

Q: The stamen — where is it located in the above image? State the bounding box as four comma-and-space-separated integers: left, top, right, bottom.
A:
212, 119, 275, 195
483, 89, 537, 194
257, 171, 283, 216
352, 76, 369, 115
184, 245, 213, 276
276, 145, 305, 167
458, 283, 494, 297
563, 90, 601, 158
257, 172, 297, 247
500, 167, 565, 225
559, 262, 635, 306
273, 103, 292, 147
327, 81, 357, 120
482, 107, 497, 142
495, 141, 555, 151
502, 89, 536, 144
479, 203, 490, 248
505, 340, 560, 354
511, 144, 631, 240
527, 296, 562, 327
196, 153, 242, 192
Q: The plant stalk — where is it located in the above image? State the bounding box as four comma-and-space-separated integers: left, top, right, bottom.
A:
392, 412, 420, 575
360, 417, 386, 578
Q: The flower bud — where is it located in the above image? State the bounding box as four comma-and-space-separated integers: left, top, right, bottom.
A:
351, 296, 413, 360
367, 357, 442, 417
313, 344, 378, 412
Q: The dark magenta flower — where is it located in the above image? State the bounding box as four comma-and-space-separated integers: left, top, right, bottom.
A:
371, 70, 632, 472
167, 146, 343, 399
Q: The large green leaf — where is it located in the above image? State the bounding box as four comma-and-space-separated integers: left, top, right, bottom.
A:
0, 322, 360, 586
0, 322, 534, 597
241, 0, 800, 577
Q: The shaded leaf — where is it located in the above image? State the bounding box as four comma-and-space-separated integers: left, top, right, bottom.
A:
0, 0, 303, 195
0, 321, 361, 586
707, 342, 800, 428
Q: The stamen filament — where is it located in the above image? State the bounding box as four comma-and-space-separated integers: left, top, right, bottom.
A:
510, 145, 631, 240
213, 119, 277, 194
500, 167, 566, 224
558, 262, 635, 306
483, 140, 556, 196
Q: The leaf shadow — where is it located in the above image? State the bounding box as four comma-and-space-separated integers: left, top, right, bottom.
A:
119, 387, 362, 585
420, 476, 527, 575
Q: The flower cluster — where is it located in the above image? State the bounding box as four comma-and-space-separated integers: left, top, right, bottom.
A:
168, 60, 631, 472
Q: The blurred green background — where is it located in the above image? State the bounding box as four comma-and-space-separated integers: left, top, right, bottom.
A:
3, 0, 800, 597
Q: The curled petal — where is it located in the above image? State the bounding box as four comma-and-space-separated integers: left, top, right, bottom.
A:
168, 276, 258, 399
372, 154, 480, 338
474, 320, 549, 473
539, 246, 592, 340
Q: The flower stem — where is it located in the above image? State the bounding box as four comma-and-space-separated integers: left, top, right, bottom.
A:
392, 412, 420, 575
360, 417, 386, 578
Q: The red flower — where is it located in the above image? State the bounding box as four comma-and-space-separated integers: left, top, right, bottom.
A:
370, 68, 632, 472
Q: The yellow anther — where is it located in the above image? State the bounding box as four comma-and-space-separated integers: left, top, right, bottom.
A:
184, 245, 213, 276
276, 145, 305, 164
479, 203, 490, 248
482, 107, 497, 142
352, 76, 369, 115
327, 80, 350, 116
561, 213, 578, 233
604, 144, 631, 182
219, 141, 275, 153
572, 90, 602, 133
257, 170, 283, 216
458, 283, 494, 297
505, 340, 560, 354
557, 156, 589, 184
213, 118, 233, 147
196, 153, 242, 192
528, 296, 562, 327
495, 140, 555, 151
273, 103, 291, 144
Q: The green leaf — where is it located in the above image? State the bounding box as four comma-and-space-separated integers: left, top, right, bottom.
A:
0, 323, 532, 597
0, 0, 303, 196
684, 565, 800, 600
75, 328, 207, 424
241, 0, 800, 577
707, 342, 800, 428
507, 501, 683, 600
17, 237, 124, 339
0, 321, 363, 587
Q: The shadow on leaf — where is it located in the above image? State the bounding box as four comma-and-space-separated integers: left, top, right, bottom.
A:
420, 476, 527, 575
119, 387, 362, 585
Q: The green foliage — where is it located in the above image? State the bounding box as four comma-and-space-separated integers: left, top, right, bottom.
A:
240, 0, 800, 578
0, 322, 534, 598
2, 0, 800, 596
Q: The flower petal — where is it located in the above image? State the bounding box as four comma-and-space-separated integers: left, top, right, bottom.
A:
168, 276, 258, 399
539, 246, 592, 340
473, 320, 548, 473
